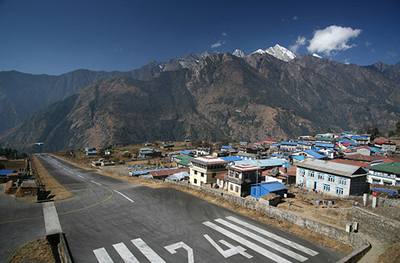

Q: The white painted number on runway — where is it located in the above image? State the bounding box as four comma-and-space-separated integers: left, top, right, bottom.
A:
204, 234, 252, 259
92, 216, 320, 263
165, 241, 194, 263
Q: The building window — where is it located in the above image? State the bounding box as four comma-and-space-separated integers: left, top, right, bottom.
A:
235, 186, 239, 193
212, 173, 216, 178
194, 170, 197, 175
230, 184, 233, 191
201, 173, 204, 177
338, 178, 346, 185
336, 187, 343, 195
194, 179, 197, 184
309, 171, 314, 178
318, 174, 324, 180
328, 176, 335, 182
323, 184, 330, 192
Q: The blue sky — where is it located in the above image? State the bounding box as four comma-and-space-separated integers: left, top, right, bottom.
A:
0, 0, 399, 75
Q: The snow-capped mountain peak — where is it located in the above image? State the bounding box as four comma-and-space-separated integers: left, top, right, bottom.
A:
265, 44, 296, 62
250, 44, 296, 62
251, 49, 266, 55
232, 49, 245, 58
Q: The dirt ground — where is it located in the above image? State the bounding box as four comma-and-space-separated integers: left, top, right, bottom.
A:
55, 153, 352, 255
32, 155, 72, 201
8, 238, 55, 263
376, 242, 400, 263
278, 187, 353, 228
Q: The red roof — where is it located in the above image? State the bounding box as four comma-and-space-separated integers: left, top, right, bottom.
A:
150, 168, 189, 178
343, 154, 398, 163
331, 158, 370, 168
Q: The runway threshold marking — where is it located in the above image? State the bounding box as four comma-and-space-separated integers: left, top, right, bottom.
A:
113, 242, 140, 263
215, 218, 308, 262
203, 221, 293, 263
114, 190, 135, 203
93, 247, 114, 263
131, 238, 166, 263
226, 216, 319, 256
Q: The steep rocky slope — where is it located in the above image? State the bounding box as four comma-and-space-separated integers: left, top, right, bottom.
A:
1, 52, 399, 151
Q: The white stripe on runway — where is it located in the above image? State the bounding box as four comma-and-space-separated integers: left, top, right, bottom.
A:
91, 180, 102, 186
226, 216, 318, 256
203, 221, 292, 263
215, 218, 308, 262
93, 247, 114, 263
113, 242, 140, 263
114, 190, 134, 203
131, 238, 166, 263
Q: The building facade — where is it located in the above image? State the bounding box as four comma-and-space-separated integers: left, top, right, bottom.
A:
224, 164, 259, 197
367, 162, 400, 186
189, 157, 227, 186
296, 159, 367, 197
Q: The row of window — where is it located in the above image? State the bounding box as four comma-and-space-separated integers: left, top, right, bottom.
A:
229, 183, 240, 193
303, 170, 347, 185
323, 184, 344, 195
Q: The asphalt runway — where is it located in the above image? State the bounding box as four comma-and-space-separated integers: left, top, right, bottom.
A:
1, 154, 342, 262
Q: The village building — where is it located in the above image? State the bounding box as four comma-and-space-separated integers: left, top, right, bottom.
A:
367, 162, 400, 186
138, 148, 162, 159
189, 156, 227, 187
296, 159, 368, 197
221, 164, 259, 197
373, 137, 397, 153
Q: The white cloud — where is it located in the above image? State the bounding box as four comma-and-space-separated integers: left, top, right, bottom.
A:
211, 40, 225, 48
307, 25, 361, 55
222, 32, 227, 37
289, 36, 306, 53
292, 16, 298, 20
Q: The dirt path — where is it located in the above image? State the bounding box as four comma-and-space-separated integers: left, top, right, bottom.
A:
8, 238, 55, 263
32, 155, 72, 201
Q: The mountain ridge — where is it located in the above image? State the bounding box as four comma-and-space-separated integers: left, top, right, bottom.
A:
1, 51, 399, 151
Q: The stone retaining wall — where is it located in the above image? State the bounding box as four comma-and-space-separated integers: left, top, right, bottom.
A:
167, 181, 369, 249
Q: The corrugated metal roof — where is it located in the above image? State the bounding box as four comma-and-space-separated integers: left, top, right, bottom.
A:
297, 159, 366, 177
0, 169, 16, 176
368, 162, 400, 175
235, 158, 287, 168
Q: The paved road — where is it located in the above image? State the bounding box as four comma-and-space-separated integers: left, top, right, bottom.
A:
37, 154, 340, 262
0, 185, 44, 261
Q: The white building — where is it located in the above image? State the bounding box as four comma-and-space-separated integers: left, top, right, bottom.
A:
217, 164, 259, 197
296, 159, 367, 197
367, 162, 400, 186
189, 156, 227, 187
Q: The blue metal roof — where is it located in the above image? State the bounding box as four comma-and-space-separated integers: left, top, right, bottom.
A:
221, 145, 233, 149
0, 169, 16, 176
180, 150, 193, 155
371, 188, 398, 197
292, 155, 306, 161
252, 181, 287, 192
303, 150, 325, 159
315, 142, 335, 148
280, 141, 298, 146
221, 156, 243, 162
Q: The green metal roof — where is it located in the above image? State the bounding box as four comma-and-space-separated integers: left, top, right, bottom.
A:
175, 155, 192, 166
369, 162, 400, 175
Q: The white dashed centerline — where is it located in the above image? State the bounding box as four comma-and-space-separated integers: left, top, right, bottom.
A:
114, 190, 134, 203
91, 180, 102, 186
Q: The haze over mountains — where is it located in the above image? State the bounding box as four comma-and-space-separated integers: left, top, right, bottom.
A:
1, 45, 399, 151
